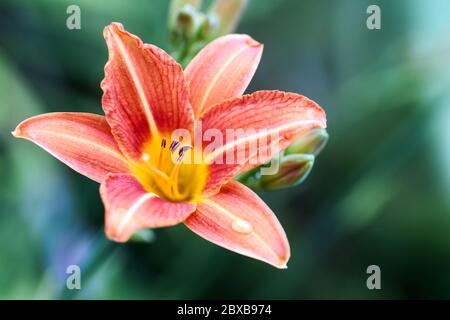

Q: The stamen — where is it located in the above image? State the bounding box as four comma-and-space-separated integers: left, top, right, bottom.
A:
158, 138, 167, 167
170, 140, 180, 153
169, 163, 182, 198
177, 145, 192, 162
166, 145, 193, 199
141, 163, 169, 181
139, 162, 173, 198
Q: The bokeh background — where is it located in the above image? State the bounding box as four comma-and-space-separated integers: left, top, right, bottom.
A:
1, 0, 450, 299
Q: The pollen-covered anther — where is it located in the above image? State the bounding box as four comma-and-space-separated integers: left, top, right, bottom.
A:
169, 140, 180, 153
177, 145, 192, 162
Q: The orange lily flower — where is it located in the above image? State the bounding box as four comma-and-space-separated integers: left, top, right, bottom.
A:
12, 23, 326, 268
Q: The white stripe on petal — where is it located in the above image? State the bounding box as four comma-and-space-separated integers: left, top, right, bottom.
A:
117, 193, 155, 235
204, 119, 324, 163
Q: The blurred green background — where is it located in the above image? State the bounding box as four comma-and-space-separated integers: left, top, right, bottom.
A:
1, 0, 450, 299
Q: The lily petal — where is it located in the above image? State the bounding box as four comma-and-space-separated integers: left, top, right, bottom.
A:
102, 22, 194, 160
101, 173, 196, 242
184, 180, 290, 268
200, 90, 326, 195
185, 34, 263, 117
12, 112, 129, 183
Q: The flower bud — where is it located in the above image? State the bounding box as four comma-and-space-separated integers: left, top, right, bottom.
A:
208, 0, 248, 36
199, 14, 219, 39
238, 154, 315, 191
285, 128, 329, 156
129, 229, 155, 243
168, 0, 202, 30
258, 154, 315, 190
177, 5, 205, 39
169, 0, 205, 47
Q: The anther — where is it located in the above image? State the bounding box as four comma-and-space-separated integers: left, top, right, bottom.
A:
170, 140, 180, 153
161, 138, 167, 148
177, 145, 192, 162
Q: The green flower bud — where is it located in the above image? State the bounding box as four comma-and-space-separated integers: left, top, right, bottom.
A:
199, 14, 219, 39
258, 154, 315, 191
129, 229, 156, 243
285, 128, 329, 156
176, 5, 205, 39
209, 0, 248, 36
169, 1, 205, 48
238, 154, 315, 191
168, 0, 202, 30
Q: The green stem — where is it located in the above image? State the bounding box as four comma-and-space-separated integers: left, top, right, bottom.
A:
58, 231, 115, 299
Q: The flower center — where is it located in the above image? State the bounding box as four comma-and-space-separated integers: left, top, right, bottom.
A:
132, 137, 208, 202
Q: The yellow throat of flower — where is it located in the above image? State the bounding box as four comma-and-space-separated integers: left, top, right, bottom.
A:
132, 137, 208, 203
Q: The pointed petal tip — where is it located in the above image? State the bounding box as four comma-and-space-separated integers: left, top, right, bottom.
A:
105, 229, 128, 243
103, 22, 124, 36
273, 244, 290, 269
224, 33, 263, 48
263, 254, 289, 269
11, 128, 20, 138
244, 35, 262, 48
277, 257, 289, 269
185, 33, 264, 117
103, 23, 130, 44
186, 181, 291, 269
12, 120, 27, 138
11, 113, 130, 183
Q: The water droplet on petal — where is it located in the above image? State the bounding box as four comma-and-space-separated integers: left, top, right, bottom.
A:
141, 153, 150, 161
231, 219, 253, 234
